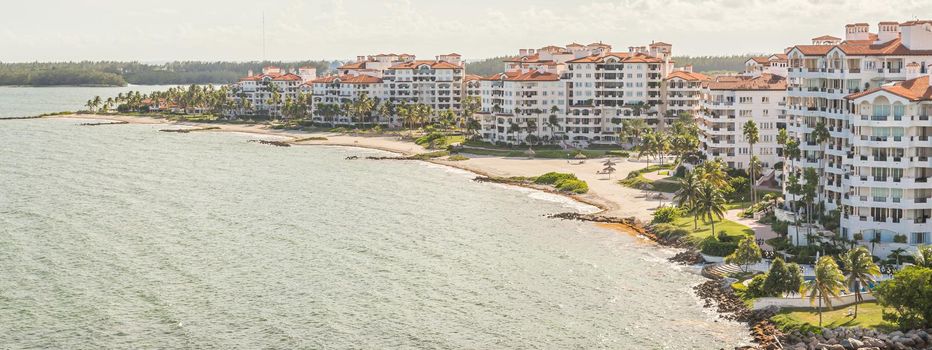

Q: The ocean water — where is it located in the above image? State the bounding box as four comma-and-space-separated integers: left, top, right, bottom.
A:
0, 85, 183, 118
0, 107, 748, 348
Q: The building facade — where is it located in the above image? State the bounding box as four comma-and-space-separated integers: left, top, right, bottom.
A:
697, 73, 787, 172
783, 20, 932, 253
228, 66, 317, 118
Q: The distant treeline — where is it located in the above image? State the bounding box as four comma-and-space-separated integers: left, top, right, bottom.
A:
671, 55, 762, 74
0, 61, 336, 86
464, 56, 516, 77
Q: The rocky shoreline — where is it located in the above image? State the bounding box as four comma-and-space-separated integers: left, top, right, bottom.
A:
780, 327, 932, 350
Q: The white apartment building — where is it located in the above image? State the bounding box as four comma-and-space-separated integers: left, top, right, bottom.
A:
228, 66, 317, 118
697, 74, 787, 172
477, 70, 565, 144
783, 20, 932, 254
663, 69, 710, 119
745, 54, 789, 77
308, 53, 466, 126
476, 41, 678, 147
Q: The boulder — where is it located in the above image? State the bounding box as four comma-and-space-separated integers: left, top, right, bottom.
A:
840, 337, 864, 349
816, 344, 845, 350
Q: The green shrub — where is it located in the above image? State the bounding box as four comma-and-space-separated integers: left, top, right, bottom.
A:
893, 234, 908, 243
534, 172, 577, 185
651, 224, 690, 241
606, 150, 630, 157
700, 236, 739, 256
556, 179, 589, 194
415, 132, 445, 146
745, 274, 768, 298
447, 154, 469, 161
408, 151, 449, 160
652, 206, 681, 224
771, 220, 789, 235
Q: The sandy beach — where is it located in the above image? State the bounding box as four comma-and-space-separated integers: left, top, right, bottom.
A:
54, 114, 664, 223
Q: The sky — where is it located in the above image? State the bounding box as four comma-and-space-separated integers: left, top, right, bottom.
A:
3, 0, 931, 62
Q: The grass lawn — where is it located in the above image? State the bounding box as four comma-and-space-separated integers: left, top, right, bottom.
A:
670, 214, 754, 242
771, 302, 897, 333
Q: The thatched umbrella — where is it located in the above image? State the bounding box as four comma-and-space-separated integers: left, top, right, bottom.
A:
524, 147, 536, 159
574, 152, 588, 159
602, 165, 616, 179
602, 159, 617, 166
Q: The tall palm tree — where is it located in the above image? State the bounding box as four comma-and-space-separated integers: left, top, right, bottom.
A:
674, 170, 702, 230
812, 121, 831, 221
620, 118, 648, 149
914, 245, 932, 268
777, 128, 789, 186
839, 246, 880, 318
695, 183, 727, 236
699, 158, 729, 188
548, 108, 561, 145
743, 120, 760, 205
802, 256, 847, 327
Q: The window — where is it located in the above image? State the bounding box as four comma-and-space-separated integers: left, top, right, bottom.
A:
762, 97, 770, 103
739, 97, 752, 103
893, 104, 905, 118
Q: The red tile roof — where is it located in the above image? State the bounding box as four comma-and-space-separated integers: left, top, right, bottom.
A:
481, 70, 560, 82
566, 52, 663, 64
707, 73, 786, 91
846, 75, 932, 101
338, 62, 367, 70
311, 74, 382, 84
388, 60, 460, 69
812, 35, 841, 41
665, 71, 710, 82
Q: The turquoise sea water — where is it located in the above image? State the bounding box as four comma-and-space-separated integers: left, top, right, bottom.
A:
0, 92, 749, 348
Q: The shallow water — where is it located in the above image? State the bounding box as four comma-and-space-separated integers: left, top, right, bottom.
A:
0, 85, 185, 118
0, 117, 749, 348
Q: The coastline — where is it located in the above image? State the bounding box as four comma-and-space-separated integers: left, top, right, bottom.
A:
49, 114, 659, 224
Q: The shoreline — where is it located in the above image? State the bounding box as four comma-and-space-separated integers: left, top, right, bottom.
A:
49, 114, 654, 222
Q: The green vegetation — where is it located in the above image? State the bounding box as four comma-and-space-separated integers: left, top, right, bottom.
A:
408, 151, 449, 160
0, 61, 335, 86
464, 56, 517, 76
772, 302, 895, 333
726, 236, 763, 272
875, 266, 932, 329
415, 132, 464, 149
802, 256, 848, 327
446, 154, 469, 161
533, 172, 589, 194
294, 136, 328, 141
651, 206, 681, 224
670, 55, 761, 73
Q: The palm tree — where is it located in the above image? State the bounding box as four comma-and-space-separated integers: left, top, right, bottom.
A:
620, 118, 648, 149
548, 105, 561, 144
802, 168, 819, 245
812, 121, 831, 221
699, 158, 729, 188
743, 120, 760, 205
695, 183, 727, 236
777, 128, 789, 184
915, 245, 932, 268
674, 170, 702, 230
839, 247, 880, 318
802, 256, 847, 327
639, 130, 658, 167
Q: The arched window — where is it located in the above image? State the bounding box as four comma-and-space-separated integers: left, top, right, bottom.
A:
872, 96, 890, 118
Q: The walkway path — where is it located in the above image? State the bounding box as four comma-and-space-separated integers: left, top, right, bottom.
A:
725, 209, 778, 251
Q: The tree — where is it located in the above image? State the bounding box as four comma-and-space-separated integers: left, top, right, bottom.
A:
812, 120, 831, 221
620, 118, 648, 149
840, 246, 880, 318
802, 168, 819, 246
777, 128, 789, 185
801, 256, 846, 327
915, 245, 932, 268
743, 120, 760, 205
875, 266, 932, 329
548, 105, 561, 144
674, 170, 701, 230
698, 158, 729, 188
695, 182, 727, 236
726, 236, 762, 272
764, 257, 804, 297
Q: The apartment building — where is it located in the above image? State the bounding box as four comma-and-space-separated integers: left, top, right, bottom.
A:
697, 73, 787, 172
307, 53, 466, 126
663, 69, 710, 120
782, 20, 932, 254
228, 66, 317, 118
476, 41, 677, 147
